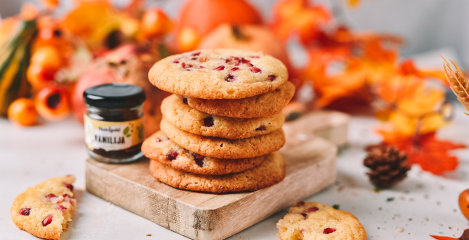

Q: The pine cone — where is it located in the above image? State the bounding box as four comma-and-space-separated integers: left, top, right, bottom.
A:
364, 144, 410, 189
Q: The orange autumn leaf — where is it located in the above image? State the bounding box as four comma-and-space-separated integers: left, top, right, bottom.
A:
300, 27, 355, 82
396, 85, 445, 118
375, 75, 423, 106
314, 66, 368, 108
302, 30, 403, 107
361, 37, 399, 64
377, 82, 446, 136
272, 0, 331, 44
399, 59, 447, 86
379, 131, 465, 175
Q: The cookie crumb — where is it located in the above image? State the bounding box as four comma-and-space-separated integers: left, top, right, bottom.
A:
146, 233, 152, 236
396, 227, 404, 233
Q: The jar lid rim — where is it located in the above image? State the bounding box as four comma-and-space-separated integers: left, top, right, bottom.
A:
84, 83, 145, 109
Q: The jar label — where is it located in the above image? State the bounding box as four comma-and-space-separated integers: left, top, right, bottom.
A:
84, 115, 144, 152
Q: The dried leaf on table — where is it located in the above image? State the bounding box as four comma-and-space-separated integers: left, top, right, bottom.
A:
379, 131, 465, 175
431, 228, 469, 240
430, 236, 458, 240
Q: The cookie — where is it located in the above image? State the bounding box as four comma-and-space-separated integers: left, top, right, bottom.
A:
277, 202, 367, 240
142, 131, 266, 175
160, 118, 285, 159
149, 151, 285, 193
161, 94, 285, 139
186, 81, 295, 118
11, 176, 77, 240
148, 49, 288, 99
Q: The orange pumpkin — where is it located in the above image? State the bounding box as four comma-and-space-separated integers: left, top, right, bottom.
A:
176, 0, 263, 51
198, 24, 297, 84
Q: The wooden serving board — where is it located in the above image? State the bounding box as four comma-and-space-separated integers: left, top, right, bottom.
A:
85, 111, 347, 240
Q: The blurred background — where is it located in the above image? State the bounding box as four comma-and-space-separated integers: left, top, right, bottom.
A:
1, 0, 467, 66
0, 0, 465, 145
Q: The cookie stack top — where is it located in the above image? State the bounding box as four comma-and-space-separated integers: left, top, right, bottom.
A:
145, 49, 294, 193
148, 49, 288, 99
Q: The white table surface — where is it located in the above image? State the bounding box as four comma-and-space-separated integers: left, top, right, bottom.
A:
1, 106, 468, 240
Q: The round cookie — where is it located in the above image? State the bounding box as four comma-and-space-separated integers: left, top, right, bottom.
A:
148, 49, 288, 99
11, 176, 77, 240
186, 81, 295, 118
277, 202, 367, 240
160, 118, 285, 159
161, 94, 285, 139
142, 131, 266, 175
149, 151, 286, 193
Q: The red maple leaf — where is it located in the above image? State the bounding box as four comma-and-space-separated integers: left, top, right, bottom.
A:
380, 132, 465, 175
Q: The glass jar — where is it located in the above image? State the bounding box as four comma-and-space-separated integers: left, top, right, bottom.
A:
84, 83, 146, 163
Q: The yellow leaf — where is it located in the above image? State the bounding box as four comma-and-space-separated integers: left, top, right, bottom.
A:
397, 86, 444, 117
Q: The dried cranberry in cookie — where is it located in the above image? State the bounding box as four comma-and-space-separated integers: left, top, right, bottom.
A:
277, 202, 367, 240
141, 131, 267, 175
160, 95, 285, 139
10, 176, 77, 240
148, 49, 288, 99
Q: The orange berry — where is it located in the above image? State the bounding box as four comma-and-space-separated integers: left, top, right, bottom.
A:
141, 8, 172, 37
8, 98, 38, 126
31, 46, 62, 69
177, 27, 201, 52
27, 64, 56, 89
38, 27, 63, 43
459, 189, 469, 221
35, 86, 70, 121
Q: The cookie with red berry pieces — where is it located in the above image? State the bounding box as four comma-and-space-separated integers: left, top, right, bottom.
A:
161, 94, 285, 139
142, 131, 266, 175
11, 176, 77, 240
186, 81, 295, 118
277, 202, 366, 240
148, 49, 288, 99
149, 151, 285, 193
160, 118, 285, 159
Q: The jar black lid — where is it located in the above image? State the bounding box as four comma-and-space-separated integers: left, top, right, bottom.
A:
84, 83, 146, 109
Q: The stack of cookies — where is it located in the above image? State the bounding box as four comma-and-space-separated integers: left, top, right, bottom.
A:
142, 49, 295, 193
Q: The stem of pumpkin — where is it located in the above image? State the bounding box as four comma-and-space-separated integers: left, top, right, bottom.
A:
231, 25, 249, 41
